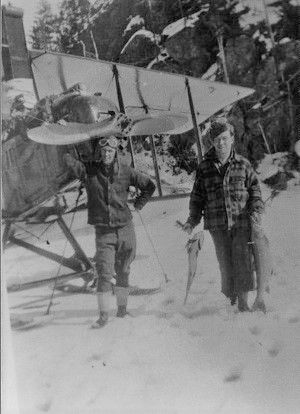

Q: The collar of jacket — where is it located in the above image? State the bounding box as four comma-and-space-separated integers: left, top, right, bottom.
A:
204, 147, 242, 163
99, 156, 120, 174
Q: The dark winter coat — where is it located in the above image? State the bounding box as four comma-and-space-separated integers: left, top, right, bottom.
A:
64, 154, 155, 228
187, 148, 264, 231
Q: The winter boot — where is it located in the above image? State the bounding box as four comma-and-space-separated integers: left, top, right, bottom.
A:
237, 292, 250, 312
229, 294, 237, 306
91, 312, 109, 328
115, 287, 129, 318
91, 292, 111, 329
116, 305, 128, 318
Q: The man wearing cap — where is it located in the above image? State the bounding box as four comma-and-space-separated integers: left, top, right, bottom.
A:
182, 118, 264, 311
64, 136, 156, 327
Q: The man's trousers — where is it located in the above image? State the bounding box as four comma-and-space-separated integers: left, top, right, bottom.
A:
95, 221, 136, 292
210, 227, 254, 298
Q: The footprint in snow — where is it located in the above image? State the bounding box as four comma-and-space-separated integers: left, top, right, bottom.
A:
288, 316, 299, 324
189, 330, 202, 337
36, 399, 52, 412
161, 297, 175, 306
267, 342, 282, 357
87, 353, 102, 362
224, 366, 243, 382
156, 310, 173, 320
249, 325, 261, 336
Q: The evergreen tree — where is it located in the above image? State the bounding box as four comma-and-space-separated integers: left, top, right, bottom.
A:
272, 0, 300, 41
57, 0, 99, 58
30, 0, 58, 51
92, 0, 136, 61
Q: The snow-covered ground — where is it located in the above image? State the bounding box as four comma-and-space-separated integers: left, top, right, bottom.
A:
2, 177, 300, 414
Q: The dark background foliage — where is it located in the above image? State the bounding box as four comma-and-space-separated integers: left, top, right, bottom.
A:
29, 0, 300, 171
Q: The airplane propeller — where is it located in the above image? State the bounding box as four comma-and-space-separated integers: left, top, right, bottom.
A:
26, 103, 189, 145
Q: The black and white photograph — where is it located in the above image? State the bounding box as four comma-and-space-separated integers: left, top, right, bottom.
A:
1, 0, 300, 413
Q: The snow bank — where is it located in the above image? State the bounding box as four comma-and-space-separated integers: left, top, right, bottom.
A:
256, 152, 289, 181
3, 183, 300, 414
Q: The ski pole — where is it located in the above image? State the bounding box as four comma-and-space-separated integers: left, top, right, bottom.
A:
136, 210, 170, 283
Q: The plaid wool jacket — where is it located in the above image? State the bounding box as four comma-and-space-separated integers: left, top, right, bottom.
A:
187, 148, 264, 231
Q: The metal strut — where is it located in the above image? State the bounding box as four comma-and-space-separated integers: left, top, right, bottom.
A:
112, 64, 136, 168
185, 77, 203, 163
4, 214, 94, 292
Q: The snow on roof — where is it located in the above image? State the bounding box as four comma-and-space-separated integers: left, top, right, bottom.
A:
162, 8, 208, 38
123, 15, 145, 35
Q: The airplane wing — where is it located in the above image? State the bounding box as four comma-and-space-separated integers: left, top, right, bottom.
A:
31, 51, 254, 134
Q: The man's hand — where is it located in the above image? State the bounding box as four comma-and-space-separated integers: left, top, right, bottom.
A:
182, 222, 193, 235
176, 220, 193, 235
250, 211, 262, 225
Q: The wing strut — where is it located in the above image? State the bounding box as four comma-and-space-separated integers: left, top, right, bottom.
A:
133, 69, 163, 196
112, 64, 135, 168
185, 77, 204, 162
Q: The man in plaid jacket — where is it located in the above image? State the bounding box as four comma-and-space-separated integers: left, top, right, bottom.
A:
183, 118, 264, 311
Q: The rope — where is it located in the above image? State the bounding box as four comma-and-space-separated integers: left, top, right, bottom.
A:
26, 114, 48, 123
14, 221, 54, 245
45, 186, 83, 315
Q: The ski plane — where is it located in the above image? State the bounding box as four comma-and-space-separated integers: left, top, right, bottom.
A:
2, 48, 254, 293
